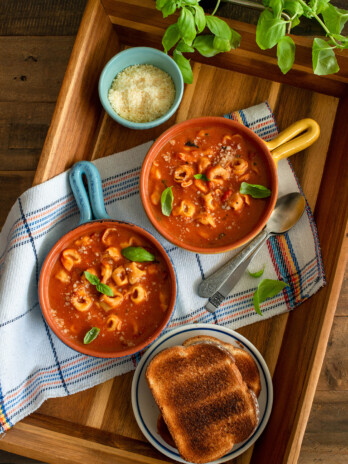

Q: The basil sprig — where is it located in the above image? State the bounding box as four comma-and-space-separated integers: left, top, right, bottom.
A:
121, 246, 155, 262
83, 327, 100, 345
161, 186, 174, 216
194, 173, 209, 181
84, 271, 114, 297
240, 182, 271, 199
253, 279, 289, 316
157, 0, 348, 79
157, 1, 240, 83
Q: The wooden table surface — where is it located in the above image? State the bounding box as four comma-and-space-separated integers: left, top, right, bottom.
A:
0, 1, 347, 463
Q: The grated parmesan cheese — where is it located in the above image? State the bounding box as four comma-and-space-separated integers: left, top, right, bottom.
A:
108, 64, 176, 123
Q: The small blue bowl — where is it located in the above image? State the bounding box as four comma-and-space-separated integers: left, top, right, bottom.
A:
98, 47, 184, 130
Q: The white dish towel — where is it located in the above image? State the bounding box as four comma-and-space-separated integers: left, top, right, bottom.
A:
0, 102, 325, 433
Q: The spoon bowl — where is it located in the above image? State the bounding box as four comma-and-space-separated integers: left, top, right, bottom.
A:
267, 192, 306, 234
198, 192, 306, 302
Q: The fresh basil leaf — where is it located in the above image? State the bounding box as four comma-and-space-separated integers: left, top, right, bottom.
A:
206, 16, 232, 40
230, 28, 241, 49
194, 173, 209, 181
193, 35, 220, 57
121, 246, 155, 262
322, 4, 348, 34
176, 39, 195, 53
309, 0, 330, 15
312, 38, 340, 75
83, 327, 100, 344
277, 36, 295, 74
178, 7, 196, 45
213, 36, 231, 52
248, 266, 265, 278
96, 282, 114, 297
256, 9, 286, 50
156, 0, 169, 11
240, 182, 271, 198
284, 0, 304, 17
161, 185, 174, 216
331, 34, 348, 47
253, 279, 288, 315
162, 24, 181, 53
84, 271, 100, 286
162, 0, 177, 18
193, 5, 206, 33
268, 0, 285, 18
173, 50, 193, 83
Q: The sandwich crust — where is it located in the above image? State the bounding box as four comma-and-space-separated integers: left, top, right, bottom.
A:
146, 342, 259, 463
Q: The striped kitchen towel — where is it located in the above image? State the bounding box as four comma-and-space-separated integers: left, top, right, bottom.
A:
0, 102, 325, 432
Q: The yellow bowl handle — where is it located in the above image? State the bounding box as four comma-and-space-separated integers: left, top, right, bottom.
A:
264, 118, 320, 164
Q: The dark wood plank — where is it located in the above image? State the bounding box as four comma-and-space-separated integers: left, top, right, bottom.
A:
0, 37, 75, 102
0, 0, 87, 36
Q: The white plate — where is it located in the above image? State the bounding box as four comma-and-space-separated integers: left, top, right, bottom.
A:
131, 323, 273, 464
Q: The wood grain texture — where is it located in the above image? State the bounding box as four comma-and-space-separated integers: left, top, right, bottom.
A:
0, 0, 87, 36
0, 1, 347, 464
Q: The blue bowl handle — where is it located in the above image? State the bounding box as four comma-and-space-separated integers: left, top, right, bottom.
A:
69, 161, 111, 225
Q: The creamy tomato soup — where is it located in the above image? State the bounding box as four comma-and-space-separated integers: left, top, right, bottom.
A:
147, 125, 272, 248
47, 224, 172, 353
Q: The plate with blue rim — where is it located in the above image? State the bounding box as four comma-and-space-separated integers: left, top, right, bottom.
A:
131, 323, 273, 463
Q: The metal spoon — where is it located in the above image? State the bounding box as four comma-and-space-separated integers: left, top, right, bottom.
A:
198, 192, 306, 304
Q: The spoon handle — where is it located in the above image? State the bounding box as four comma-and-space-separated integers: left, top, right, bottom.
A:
198, 229, 269, 298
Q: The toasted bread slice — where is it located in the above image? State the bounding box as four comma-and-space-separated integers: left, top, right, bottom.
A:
183, 335, 261, 397
146, 343, 259, 464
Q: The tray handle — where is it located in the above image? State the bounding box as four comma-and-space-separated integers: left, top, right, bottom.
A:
69, 161, 110, 225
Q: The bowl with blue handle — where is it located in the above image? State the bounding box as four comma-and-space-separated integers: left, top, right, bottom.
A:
39, 161, 177, 358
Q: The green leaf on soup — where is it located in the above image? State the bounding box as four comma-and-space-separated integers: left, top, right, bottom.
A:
240, 182, 271, 198
84, 271, 113, 296
83, 327, 100, 344
160, 185, 174, 216
162, 24, 181, 53
256, 9, 286, 50
84, 271, 100, 286
121, 246, 155, 262
173, 50, 193, 84
312, 38, 339, 75
253, 279, 289, 315
277, 36, 296, 74
96, 282, 114, 297
194, 173, 209, 181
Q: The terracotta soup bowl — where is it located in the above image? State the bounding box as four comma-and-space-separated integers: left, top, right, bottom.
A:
140, 117, 319, 254
39, 162, 177, 358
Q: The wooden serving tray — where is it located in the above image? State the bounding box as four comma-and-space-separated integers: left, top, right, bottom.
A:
1, 1, 347, 463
